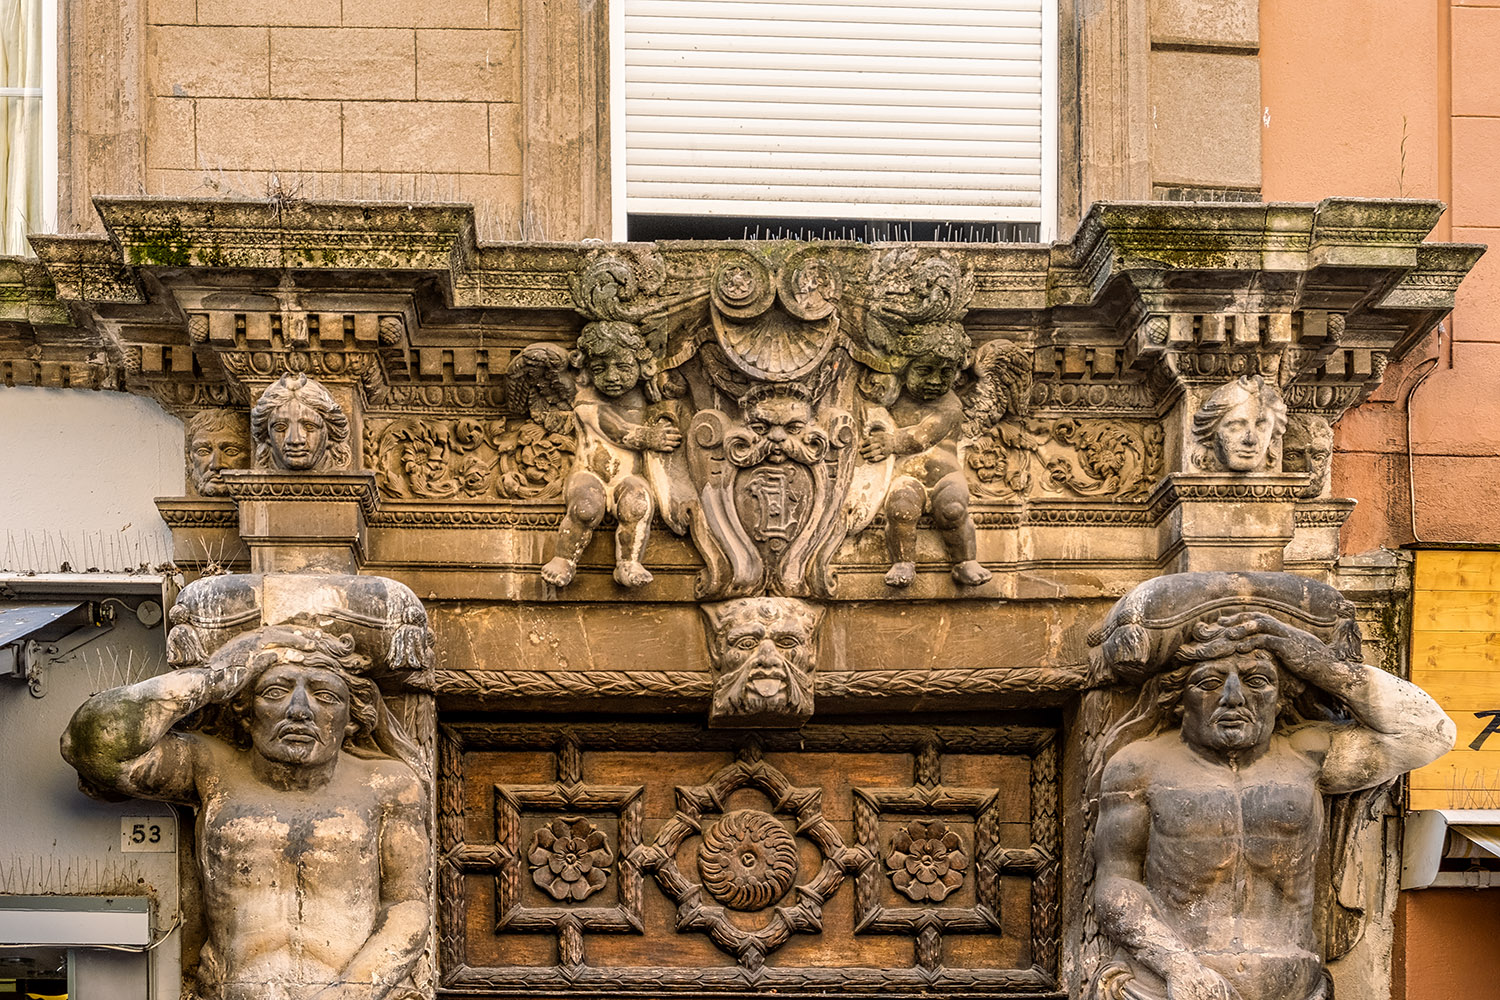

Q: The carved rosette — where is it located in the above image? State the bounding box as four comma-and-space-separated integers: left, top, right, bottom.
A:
698, 809, 799, 910
885, 819, 968, 902
528, 817, 614, 902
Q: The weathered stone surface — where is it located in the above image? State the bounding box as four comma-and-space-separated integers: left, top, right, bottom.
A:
1085, 571, 1454, 1000
62, 572, 436, 1000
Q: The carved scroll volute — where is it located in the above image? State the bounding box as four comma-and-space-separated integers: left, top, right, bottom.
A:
66, 571, 438, 1000
701, 597, 824, 728
1082, 571, 1455, 1000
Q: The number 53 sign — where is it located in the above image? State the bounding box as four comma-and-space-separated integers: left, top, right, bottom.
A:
120, 815, 177, 853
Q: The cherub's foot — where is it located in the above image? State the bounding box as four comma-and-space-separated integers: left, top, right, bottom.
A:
541, 557, 576, 587
884, 561, 917, 587
614, 560, 653, 588
951, 560, 992, 586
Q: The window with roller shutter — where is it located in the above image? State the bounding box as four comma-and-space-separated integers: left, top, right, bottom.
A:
615, 0, 1056, 241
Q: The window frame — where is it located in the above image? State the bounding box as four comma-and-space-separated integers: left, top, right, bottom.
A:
609, 0, 1059, 242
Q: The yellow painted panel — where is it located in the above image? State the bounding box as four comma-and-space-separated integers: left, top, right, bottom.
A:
1411, 631, 1500, 678
1414, 549, 1500, 591
1411, 588, 1500, 632
1412, 672, 1500, 706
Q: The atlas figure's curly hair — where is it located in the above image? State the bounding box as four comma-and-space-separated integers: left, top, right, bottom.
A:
249, 373, 352, 470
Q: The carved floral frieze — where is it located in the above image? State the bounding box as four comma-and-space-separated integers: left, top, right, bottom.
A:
366, 416, 574, 501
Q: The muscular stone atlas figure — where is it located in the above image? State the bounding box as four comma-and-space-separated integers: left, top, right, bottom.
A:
1093, 608, 1453, 1000
62, 625, 430, 1000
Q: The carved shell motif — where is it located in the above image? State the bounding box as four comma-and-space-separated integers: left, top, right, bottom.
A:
697, 809, 799, 911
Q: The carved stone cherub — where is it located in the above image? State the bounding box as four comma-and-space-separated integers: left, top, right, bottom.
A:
541, 321, 681, 588
187, 408, 251, 496
860, 321, 990, 588
63, 623, 430, 1000
1190, 375, 1287, 473
250, 373, 353, 472
1089, 573, 1454, 1000
701, 597, 823, 727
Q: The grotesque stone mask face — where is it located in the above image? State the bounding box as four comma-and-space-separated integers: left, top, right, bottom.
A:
703, 598, 822, 727
903, 355, 961, 403
746, 396, 818, 464
586, 347, 641, 398
1179, 652, 1281, 756
268, 398, 330, 471
190, 419, 250, 496
248, 659, 352, 768
1214, 395, 1277, 472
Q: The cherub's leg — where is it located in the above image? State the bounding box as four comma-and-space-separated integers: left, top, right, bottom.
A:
883, 476, 925, 587
611, 476, 655, 588
541, 471, 606, 586
932, 472, 991, 586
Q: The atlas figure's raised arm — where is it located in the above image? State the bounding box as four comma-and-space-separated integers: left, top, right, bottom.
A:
60, 648, 252, 803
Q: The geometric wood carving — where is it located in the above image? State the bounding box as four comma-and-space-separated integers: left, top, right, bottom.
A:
439, 720, 1062, 996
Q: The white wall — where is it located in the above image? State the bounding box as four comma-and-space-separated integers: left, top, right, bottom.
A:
0, 388, 183, 572
0, 609, 181, 998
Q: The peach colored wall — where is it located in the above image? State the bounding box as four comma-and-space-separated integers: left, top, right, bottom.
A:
1395, 889, 1500, 1000
1262, 1, 1500, 550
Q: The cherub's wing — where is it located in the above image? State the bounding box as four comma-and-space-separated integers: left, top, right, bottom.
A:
506, 342, 576, 421
968, 338, 1032, 428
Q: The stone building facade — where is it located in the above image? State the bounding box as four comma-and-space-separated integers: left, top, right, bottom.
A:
0, 2, 1496, 1000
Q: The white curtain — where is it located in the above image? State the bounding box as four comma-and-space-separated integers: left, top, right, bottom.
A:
0, 0, 43, 256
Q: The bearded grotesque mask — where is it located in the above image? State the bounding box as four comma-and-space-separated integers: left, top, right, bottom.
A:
701, 598, 823, 728
724, 392, 829, 468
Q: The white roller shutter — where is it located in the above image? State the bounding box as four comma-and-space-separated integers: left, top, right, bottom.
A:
620, 0, 1051, 227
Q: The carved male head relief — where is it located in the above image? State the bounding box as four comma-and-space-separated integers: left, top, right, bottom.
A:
249, 372, 351, 471
1283, 413, 1335, 497
728, 386, 829, 468
1191, 374, 1288, 472
186, 408, 250, 496
701, 598, 823, 727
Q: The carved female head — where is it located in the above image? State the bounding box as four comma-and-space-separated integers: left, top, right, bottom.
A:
250, 373, 352, 471
1191, 375, 1287, 472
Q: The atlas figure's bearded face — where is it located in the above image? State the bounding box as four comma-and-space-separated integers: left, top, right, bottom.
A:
1178, 651, 1281, 756
248, 658, 353, 769
704, 598, 822, 726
